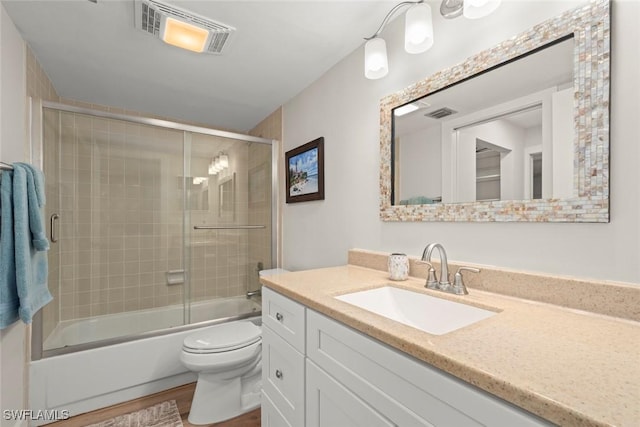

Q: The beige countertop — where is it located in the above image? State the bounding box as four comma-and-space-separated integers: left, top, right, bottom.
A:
260, 265, 640, 427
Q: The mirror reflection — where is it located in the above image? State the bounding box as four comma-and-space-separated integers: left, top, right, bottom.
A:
392, 36, 574, 205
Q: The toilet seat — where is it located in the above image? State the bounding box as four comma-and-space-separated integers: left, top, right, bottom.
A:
182, 321, 261, 354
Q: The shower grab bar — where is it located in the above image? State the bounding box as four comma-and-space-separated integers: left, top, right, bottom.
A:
194, 225, 266, 230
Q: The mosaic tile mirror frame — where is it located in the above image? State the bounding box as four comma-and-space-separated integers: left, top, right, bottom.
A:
379, 0, 610, 222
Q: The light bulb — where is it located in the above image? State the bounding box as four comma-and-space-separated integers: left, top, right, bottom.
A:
364, 37, 389, 79
405, 3, 434, 54
219, 154, 229, 169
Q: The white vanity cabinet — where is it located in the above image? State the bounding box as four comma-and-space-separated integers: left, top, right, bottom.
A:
261, 288, 306, 427
262, 288, 551, 427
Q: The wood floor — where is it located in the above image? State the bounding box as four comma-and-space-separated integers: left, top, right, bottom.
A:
48, 383, 261, 427
182, 409, 260, 427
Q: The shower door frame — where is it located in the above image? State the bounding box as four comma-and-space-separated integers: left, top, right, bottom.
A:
30, 99, 280, 360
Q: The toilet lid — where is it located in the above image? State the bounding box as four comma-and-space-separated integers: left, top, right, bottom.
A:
183, 322, 261, 354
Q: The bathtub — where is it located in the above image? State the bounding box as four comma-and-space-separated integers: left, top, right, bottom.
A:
44, 296, 260, 350
30, 296, 261, 426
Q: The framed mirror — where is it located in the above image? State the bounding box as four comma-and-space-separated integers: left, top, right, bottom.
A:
218, 173, 235, 219
380, 0, 609, 222
180, 176, 210, 211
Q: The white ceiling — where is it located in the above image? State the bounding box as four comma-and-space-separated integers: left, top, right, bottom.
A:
3, 0, 398, 132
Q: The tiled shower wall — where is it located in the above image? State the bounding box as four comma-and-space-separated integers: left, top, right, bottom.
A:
43, 111, 274, 324
188, 133, 272, 302
44, 111, 187, 321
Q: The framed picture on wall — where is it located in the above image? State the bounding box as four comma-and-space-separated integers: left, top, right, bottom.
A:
285, 137, 324, 203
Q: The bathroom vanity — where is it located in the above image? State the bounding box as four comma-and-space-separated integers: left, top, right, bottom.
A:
261, 287, 549, 426
260, 256, 640, 426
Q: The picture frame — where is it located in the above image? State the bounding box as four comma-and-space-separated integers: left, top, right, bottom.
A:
285, 137, 324, 203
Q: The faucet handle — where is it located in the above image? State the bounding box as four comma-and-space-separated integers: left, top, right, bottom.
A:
417, 261, 438, 289
452, 267, 480, 295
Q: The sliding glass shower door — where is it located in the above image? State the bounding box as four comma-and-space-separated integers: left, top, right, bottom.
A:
38, 105, 274, 356
185, 131, 273, 324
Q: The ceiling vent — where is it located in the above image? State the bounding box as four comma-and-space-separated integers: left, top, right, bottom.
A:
134, 0, 235, 54
425, 107, 458, 119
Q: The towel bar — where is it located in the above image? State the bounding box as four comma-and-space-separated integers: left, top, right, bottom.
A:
0, 161, 14, 170
194, 225, 266, 230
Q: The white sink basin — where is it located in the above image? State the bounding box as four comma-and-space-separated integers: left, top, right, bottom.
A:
335, 286, 496, 335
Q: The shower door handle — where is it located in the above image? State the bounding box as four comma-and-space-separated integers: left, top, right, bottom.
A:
50, 213, 60, 243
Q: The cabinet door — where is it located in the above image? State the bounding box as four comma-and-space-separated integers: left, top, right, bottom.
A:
306, 360, 397, 427
262, 325, 305, 426
262, 392, 293, 427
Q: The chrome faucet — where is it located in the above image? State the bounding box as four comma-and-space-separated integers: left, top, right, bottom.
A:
421, 243, 451, 291
246, 289, 261, 299
420, 243, 481, 295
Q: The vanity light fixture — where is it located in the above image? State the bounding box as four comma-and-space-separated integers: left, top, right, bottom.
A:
219, 153, 229, 169
364, 1, 433, 79
208, 153, 229, 176
192, 177, 208, 185
364, 0, 501, 79
208, 159, 218, 175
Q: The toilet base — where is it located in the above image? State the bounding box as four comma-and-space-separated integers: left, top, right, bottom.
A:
187, 360, 262, 425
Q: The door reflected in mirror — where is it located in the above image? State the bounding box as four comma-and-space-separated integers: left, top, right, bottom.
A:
393, 37, 574, 206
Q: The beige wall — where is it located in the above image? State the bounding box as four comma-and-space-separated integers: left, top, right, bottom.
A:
249, 107, 282, 142
249, 107, 282, 269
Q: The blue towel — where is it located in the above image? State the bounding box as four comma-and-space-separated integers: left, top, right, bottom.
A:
0, 163, 52, 328
0, 171, 19, 328
15, 163, 49, 251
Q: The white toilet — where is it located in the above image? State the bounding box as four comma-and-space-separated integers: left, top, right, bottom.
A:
180, 321, 262, 425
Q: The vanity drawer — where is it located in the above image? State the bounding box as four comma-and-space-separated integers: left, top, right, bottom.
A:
262, 287, 306, 352
262, 324, 305, 427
